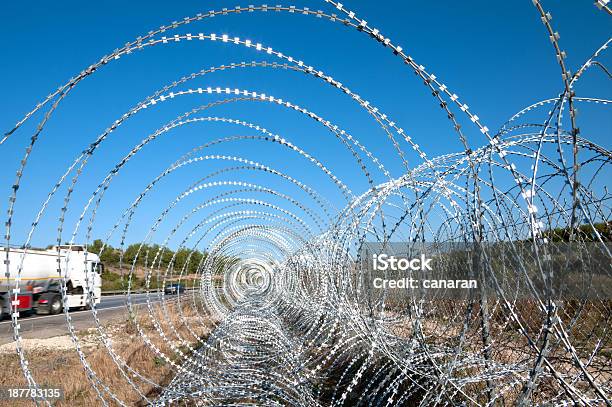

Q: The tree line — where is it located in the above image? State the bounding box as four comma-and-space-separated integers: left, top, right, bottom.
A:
87, 239, 221, 275
540, 221, 611, 242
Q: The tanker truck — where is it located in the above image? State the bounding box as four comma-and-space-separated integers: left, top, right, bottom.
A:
0, 245, 102, 319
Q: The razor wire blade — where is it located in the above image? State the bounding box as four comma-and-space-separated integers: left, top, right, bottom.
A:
1, 1, 611, 406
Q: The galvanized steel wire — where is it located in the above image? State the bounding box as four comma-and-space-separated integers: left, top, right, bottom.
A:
2, 1, 611, 405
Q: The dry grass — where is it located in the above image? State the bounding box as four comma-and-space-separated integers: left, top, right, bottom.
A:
0, 301, 217, 406
376, 300, 611, 405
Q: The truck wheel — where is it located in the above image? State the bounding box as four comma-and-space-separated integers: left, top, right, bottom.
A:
49, 294, 63, 315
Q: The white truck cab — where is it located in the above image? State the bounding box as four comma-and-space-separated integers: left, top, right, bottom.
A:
1, 244, 103, 318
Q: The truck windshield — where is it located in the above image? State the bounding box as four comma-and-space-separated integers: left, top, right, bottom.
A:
92, 262, 104, 274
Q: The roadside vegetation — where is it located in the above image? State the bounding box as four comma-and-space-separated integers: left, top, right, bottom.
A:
84, 239, 234, 292
0, 301, 218, 406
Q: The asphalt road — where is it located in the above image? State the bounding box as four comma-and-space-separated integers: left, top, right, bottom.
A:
0, 292, 173, 345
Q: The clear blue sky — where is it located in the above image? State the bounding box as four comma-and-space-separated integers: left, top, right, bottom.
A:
1, 1, 610, 249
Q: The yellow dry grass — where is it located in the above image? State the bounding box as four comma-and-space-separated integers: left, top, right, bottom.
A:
0, 301, 217, 406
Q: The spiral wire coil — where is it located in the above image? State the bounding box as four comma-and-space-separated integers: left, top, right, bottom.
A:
2, 1, 611, 405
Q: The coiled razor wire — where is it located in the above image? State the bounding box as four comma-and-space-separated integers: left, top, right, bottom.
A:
2, 1, 611, 405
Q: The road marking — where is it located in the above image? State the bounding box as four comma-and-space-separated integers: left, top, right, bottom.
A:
0, 291, 198, 325
0, 298, 167, 325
